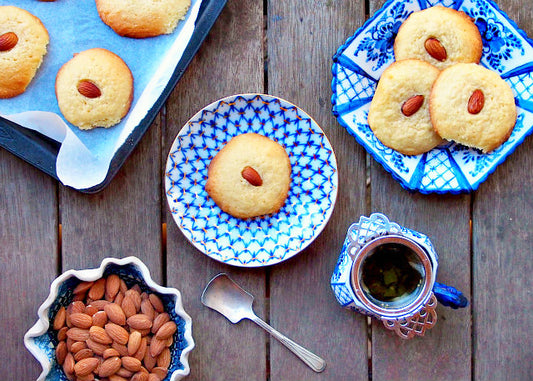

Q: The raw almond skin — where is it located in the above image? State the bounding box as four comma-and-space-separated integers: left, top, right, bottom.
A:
105, 322, 130, 345
147, 374, 160, 381
131, 371, 149, 381
109, 375, 129, 381
468, 89, 485, 114
69, 313, 93, 329
90, 325, 113, 344
88, 278, 106, 300
56, 341, 67, 365
121, 296, 137, 318
155, 321, 177, 340
141, 299, 155, 321
148, 294, 164, 313
157, 348, 171, 369
99, 356, 122, 378
151, 313, 170, 334
92, 310, 108, 327
0, 32, 18, 51
127, 314, 153, 330
63, 352, 75, 375
57, 326, 69, 341
70, 341, 87, 354
241, 166, 263, 186
125, 290, 142, 311
105, 274, 121, 300
85, 304, 99, 316
401, 95, 424, 117
66, 327, 90, 341
86, 338, 109, 356
74, 348, 94, 362
90, 299, 110, 311
69, 301, 86, 315
143, 351, 157, 372
103, 348, 121, 359
112, 342, 130, 357
117, 367, 134, 378
53, 307, 67, 330
122, 356, 142, 372
74, 357, 100, 376
424, 37, 447, 61
151, 367, 168, 380
128, 330, 142, 355
114, 292, 125, 306
105, 303, 127, 325
133, 337, 148, 361
73, 281, 94, 295
149, 337, 166, 357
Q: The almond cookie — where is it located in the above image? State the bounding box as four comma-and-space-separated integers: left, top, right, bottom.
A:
95, 0, 191, 38
394, 6, 482, 70
0, 6, 49, 98
205, 133, 292, 219
55, 48, 133, 130
430, 63, 516, 153
368, 59, 443, 155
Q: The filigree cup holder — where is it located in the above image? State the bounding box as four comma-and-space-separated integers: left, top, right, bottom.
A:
331, 213, 468, 339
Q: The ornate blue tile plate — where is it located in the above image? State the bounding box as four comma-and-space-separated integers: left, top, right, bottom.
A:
331, 0, 533, 194
165, 94, 338, 267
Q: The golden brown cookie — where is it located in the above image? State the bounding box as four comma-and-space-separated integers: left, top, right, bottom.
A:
429, 63, 516, 153
95, 0, 191, 38
0, 6, 49, 98
394, 6, 482, 70
205, 133, 292, 219
368, 59, 443, 155
55, 48, 134, 130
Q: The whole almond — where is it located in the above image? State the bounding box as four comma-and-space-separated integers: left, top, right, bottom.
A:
114, 292, 125, 306
141, 299, 155, 321
69, 301, 86, 315
57, 326, 69, 341
74, 357, 100, 376
112, 341, 130, 357
70, 313, 93, 329
128, 330, 142, 355
157, 348, 171, 369
103, 348, 121, 359
86, 338, 109, 356
155, 321, 176, 340
63, 352, 75, 375
468, 89, 484, 114
0, 32, 18, 51
91, 299, 111, 311
105, 303, 126, 325
53, 307, 67, 330
73, 281, 94, 295
88, 278, 106, 300
85, 304, 99, 316
133, 337, 148, 361
401, 95, 424, 117
125, 290, 142, 311
70, 341, 87, 354
122, 296, 137, 318
241, 166, 263, 186
117, 368, 134, 378
127, 314, 153, 330
105, 322, 130, 345
122, 356, 142, 372
77, 80, 102, 99
151, 313, 170, 334
143, 351, 157, 372
56, 341, 67, 365
147, 374, 160, 381
99, 356, 122, 377
148, 294, 164, 313
105, 275, 121, 300
131, 371, 149, 381
66, 327, 90, 341
424, 37, 447, 61
119, 279, 128, 294
90, 325, 112, 344
149, 337, 166, 357
92, 310, 108, 327
74, 348, 94, 362
151, 367, 168, 380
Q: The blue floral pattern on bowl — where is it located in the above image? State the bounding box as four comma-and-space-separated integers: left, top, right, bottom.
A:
331, 0, 533, 194
24, 257, 194, 381
165, 94, 338, 267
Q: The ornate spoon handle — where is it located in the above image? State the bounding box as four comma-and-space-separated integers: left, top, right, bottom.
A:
251, 315, 326, 373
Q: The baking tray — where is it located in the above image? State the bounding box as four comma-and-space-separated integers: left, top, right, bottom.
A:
0, 0, 226, 193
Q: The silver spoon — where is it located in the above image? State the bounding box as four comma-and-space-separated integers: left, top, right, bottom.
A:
201, 273, 326, 373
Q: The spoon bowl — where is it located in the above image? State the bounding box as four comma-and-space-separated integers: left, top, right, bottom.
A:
201, 273, 326, 373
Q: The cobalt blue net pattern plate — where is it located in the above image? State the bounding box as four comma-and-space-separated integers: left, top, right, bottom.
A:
165, 94, 338, 267
331, 0, 533, 194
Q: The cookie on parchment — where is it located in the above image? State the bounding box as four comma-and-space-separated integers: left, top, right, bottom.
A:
367, 59, 443, 155
205, 133, 292, 219
0, 6, 49, 98
55, 48, 133, 130
95, 0, 191, 38
394, 6, 482, 70
429, 63, 516, 153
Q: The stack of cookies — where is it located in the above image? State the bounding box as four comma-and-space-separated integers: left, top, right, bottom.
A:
368, 6, 517, 155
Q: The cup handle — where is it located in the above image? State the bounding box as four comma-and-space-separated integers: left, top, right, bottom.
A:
433, 282, 468, 309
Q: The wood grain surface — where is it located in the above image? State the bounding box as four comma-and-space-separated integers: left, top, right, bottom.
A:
0, 1, 531, 381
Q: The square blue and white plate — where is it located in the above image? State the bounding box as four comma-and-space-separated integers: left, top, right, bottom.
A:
165, 94, 338, 267
331, 0, 533, 194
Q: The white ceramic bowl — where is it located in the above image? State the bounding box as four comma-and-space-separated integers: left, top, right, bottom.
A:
24, 256, 194, 381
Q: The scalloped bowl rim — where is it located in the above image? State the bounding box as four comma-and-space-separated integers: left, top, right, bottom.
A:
23, 256, 194, 381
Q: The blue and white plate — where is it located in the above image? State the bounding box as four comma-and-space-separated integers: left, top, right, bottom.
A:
165, 94, 338, 267
331, 0, 533, 194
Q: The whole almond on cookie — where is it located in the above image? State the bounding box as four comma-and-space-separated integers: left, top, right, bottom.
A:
401, 95, 424, 117
0, 32, 18, 51
241, 166, 263, 186
424, 37, 447, 61
467, 89, 485, 114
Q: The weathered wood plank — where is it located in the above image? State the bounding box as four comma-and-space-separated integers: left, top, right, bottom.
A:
60, 117, 163, 282
164, 1, 267, 380
267, 0, 369, 379
473, 1, 533, 379
0, 151, 58, 380
367, 0, 471, 379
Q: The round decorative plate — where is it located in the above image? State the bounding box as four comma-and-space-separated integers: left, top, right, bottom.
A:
165, 94, 338, 267
331, 0, 533, 194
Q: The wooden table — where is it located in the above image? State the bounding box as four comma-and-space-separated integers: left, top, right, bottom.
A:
2, 1, 532, 380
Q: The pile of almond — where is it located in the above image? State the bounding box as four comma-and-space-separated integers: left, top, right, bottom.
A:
52, 275, 178, 381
